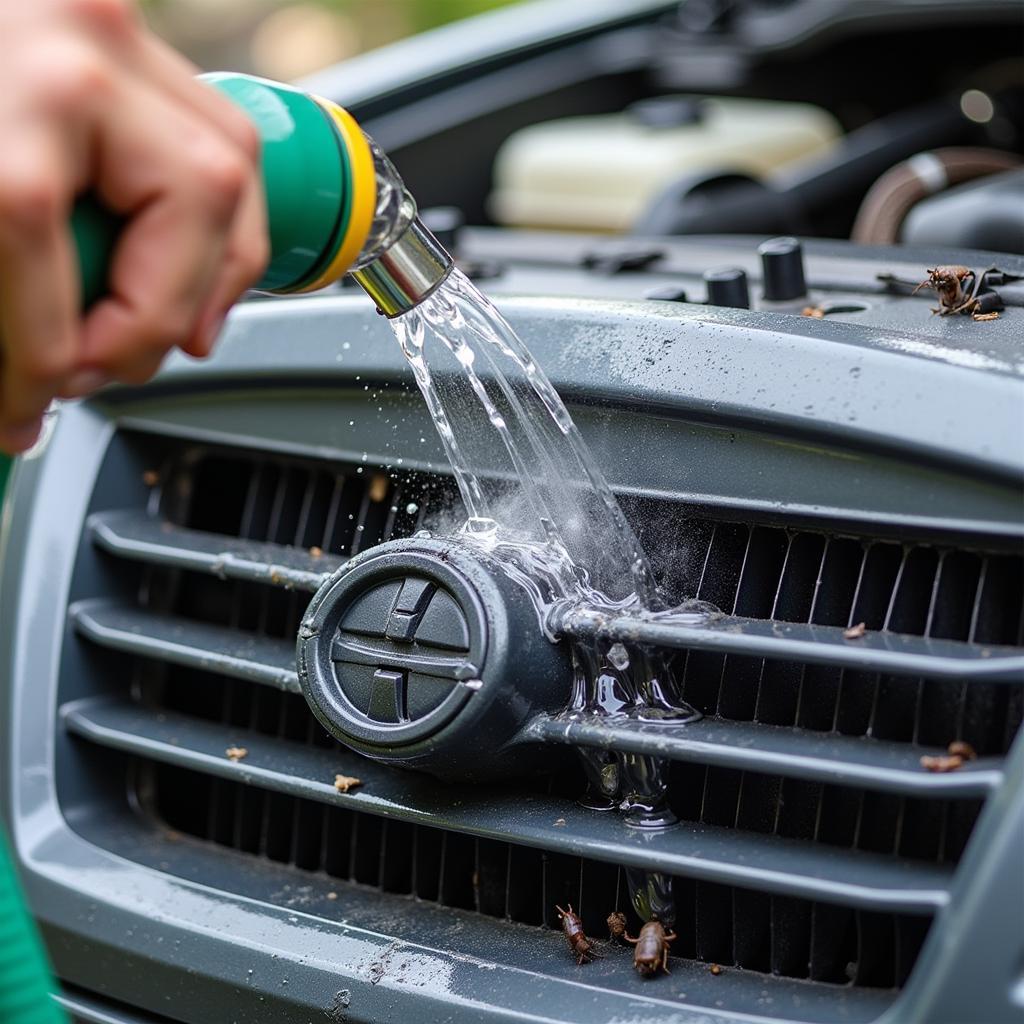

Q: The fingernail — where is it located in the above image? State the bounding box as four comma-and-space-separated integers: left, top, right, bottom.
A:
62, 369, 111, 398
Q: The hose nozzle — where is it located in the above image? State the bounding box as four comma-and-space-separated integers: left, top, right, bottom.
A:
350, 218, 454, 317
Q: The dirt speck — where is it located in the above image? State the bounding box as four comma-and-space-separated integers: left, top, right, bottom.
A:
327, 891, 338, 900
328, 988, 351, 1021
225, 746, 248, 762
309, 546, 323, 559
801, 306, 825, 319
710, 963, 723, 976
843, 622, 867, 639
142, 469, 160, 487
553, 818, 567, 827
334, 774, 363, 793
973, 311, 999, 322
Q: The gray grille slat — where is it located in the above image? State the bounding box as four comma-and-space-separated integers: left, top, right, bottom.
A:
560, 607, 1024, 681
71, 600, 300, 693
61, 696, 953, 914
529, 716, 1003, 797
89, 509, 343, 592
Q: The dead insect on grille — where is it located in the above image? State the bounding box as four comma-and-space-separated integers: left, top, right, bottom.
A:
607, 911, 628, 943
911, 265, 1006, 318
555, 905, 602, 964
921, 754, 964, 773
625, 919, 677, 977
948, 740, 977, 760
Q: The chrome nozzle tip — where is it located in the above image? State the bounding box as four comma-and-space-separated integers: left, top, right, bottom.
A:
350, 218, 454, 318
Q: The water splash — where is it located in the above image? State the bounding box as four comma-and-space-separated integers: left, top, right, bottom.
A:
387, 267, 710, 927
392, 268, 660, 609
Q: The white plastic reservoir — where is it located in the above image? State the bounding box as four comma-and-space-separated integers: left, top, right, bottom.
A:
489, 96, 841, 232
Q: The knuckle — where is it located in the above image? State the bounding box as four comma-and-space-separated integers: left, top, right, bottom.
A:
189, 146, 248, 214
67, 0, 137, 35
38, 45, 114, 111
0, 172, 62, 234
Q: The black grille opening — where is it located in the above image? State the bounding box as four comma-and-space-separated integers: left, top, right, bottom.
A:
154, 662, 983, 868
63, 431, 1024, 1008
146, 758, 932, 988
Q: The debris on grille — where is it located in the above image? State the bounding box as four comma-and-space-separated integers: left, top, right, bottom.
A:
149, 759, 932, 988
65, 434, 1024, 1000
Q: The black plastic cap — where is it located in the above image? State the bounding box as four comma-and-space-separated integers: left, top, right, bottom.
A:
704, 266, 750, 308
758, 236, 807, 300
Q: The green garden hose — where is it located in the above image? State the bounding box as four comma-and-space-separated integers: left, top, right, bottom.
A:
0, 831, 67, 1023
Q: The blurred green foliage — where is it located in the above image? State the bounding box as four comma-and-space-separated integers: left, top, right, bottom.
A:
334, 0, 516, 33
142, 0, 520, 79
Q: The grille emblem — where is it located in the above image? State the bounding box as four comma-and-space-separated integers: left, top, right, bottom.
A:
328, 575, 480, 729
296, 538, 572, 780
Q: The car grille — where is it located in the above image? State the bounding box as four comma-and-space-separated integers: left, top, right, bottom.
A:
62, 429, 1024, 1001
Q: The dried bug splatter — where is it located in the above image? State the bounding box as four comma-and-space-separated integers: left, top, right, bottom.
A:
625, 919, 677, 977
921, 754, 964, 773
607, 911, 628, 943
555, 904, 602, 964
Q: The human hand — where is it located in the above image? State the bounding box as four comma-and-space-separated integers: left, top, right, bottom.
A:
0, 0, 269, 454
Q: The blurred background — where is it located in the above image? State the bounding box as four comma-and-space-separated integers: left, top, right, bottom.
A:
142, 0, 521, 82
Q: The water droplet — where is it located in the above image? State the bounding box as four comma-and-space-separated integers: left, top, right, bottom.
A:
405, 502, 419, 515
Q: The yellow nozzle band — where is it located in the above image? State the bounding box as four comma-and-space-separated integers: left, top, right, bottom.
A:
295, 98, 376, 293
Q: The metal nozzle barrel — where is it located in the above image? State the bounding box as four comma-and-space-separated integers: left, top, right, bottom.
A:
350, 218, 454, 317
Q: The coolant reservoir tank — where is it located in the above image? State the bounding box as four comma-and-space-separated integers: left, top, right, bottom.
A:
488, 96, 840, 232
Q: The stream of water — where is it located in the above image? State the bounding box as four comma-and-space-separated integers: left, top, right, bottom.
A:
387, 266, 709, 922
391, 267, 662, 618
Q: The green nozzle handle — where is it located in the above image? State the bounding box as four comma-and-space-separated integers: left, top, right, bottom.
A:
71, 73, 368, 307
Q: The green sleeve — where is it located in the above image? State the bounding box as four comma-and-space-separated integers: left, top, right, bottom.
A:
0, 831, 68, 1024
